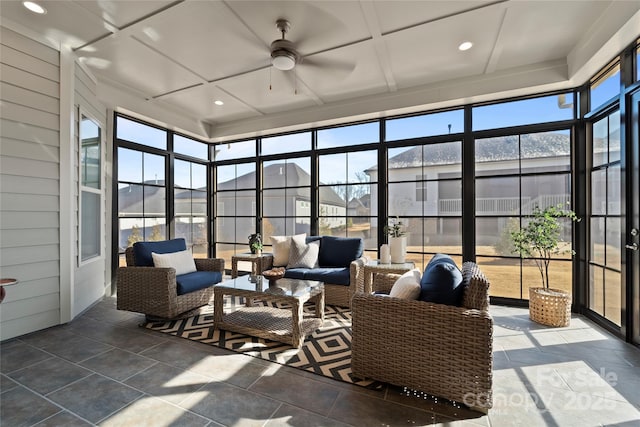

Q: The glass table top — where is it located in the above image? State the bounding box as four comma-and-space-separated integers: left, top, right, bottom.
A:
215, 275, 323, 298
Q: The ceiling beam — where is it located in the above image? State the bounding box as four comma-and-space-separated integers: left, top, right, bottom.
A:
484, 6, 509, 74
358, 0, 397, 92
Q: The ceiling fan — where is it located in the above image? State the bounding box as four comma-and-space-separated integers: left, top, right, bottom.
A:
270, 19, 300, 71
268, 19, 355, 73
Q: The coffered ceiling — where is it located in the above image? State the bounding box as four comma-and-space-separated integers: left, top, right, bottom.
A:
2, 0, 639, 140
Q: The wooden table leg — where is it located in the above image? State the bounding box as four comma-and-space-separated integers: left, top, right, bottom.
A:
213, 290, 224, 329
231, 258, 239, 278
291, 299, 303, 348
315, 291, 325, 323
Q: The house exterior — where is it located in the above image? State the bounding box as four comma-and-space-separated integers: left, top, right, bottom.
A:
216, 162, 347, 241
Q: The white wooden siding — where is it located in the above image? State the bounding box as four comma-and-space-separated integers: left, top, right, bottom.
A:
0, 26, 61, 340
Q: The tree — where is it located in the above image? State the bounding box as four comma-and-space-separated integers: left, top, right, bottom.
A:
328, 171, 370, 202
319, 206, 332, 235
149, 223, 164, 241
511, 203, 580, 289
127, 225, 142, 247
495, 217, 519, 256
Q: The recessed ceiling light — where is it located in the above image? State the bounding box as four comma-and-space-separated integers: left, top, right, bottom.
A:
458, 41, 473, 51
23, 1, 47, 14
214, 100, 224, 106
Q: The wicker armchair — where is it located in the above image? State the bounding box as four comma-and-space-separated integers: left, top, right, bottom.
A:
117, 246, 225, 320
351, 262, 493, 413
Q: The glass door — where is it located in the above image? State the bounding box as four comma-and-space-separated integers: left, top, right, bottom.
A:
588, 110, 623, 328
628, 89, 640, 345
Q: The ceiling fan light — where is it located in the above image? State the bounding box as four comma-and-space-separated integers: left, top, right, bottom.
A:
271, 51, 296, 71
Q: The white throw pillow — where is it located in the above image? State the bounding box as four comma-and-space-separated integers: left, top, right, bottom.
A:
270, 233, 306, 267
152, 249, 197, 276
287, 234, 320, 269
389, 268, 422, 300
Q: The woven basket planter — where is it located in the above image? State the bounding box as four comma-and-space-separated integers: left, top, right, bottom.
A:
529, 287, 571, 327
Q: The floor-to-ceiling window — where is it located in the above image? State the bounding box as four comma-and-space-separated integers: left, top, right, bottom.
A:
116, 117, 168, 266
215, 160, 257, 266
213, 139, 256, 266
260, 132, 313, 250
173, 135, 210, 258
115, 115, 209, 266
318, 122, 379, 257
586, 56, 625, 330
588, 110, 622, 325
384, 109, 464, 267
262, 156, 312, 240
472, 94, 575, 300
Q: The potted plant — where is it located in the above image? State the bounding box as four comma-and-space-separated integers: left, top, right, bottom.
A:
510, 203, 580, 327
384, 216, 407, 263
248, 233, 263, 255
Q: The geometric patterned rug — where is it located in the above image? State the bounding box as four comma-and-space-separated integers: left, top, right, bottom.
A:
143, 297, 380, 389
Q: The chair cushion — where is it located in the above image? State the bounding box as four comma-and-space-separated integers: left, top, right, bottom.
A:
133, 238, 187, 267
282, 268, 307, 280
389, 268, 422, 300
419, 254, 464, 306
152, 249, 197, 275
303, 267, 350, 285
318, 236, 363, 268
270, 234, 306, 267
176, 271, 222, 295
287, 235, 320, 268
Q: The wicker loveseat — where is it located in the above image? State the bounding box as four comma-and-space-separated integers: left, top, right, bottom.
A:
351, 261, 493, 413
117, 239, 225, 319
271, 235, 369, 308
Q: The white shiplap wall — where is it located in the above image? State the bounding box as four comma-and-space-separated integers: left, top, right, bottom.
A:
0, 26, 61, 339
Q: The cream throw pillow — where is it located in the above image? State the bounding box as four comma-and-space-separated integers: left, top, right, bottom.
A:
151, 249, 197, 276
270, 233, 306, 267
389, 268, 422, 300
287, 234, 320, 268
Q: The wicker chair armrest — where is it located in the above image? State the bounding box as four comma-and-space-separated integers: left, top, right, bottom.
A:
117, 267, 177, 296
116, 266, 178, 316
349, 256, 370, 295
194, 258, 225, 273
371, 273, 402, 294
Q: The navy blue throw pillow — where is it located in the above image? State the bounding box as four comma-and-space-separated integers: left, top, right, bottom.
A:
426, 253, 457, 269
318, 236, 363, 267
419, 255, 464, 306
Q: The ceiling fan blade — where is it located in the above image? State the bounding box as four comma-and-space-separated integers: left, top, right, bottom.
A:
301, 56, 356, 73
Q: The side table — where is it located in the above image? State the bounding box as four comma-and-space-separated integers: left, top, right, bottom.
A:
362, 260, 415, 294
0, 278, 18, 303
231, 253, 274, 278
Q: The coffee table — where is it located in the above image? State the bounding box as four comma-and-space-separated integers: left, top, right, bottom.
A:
213, 275, 324, 348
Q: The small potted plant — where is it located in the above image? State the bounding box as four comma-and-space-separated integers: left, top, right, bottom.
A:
248, 233, 263, 255
384, 216, 407, 263
511, 203, 580, 327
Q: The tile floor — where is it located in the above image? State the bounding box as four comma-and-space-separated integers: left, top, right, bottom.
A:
1, 298, 639, 427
